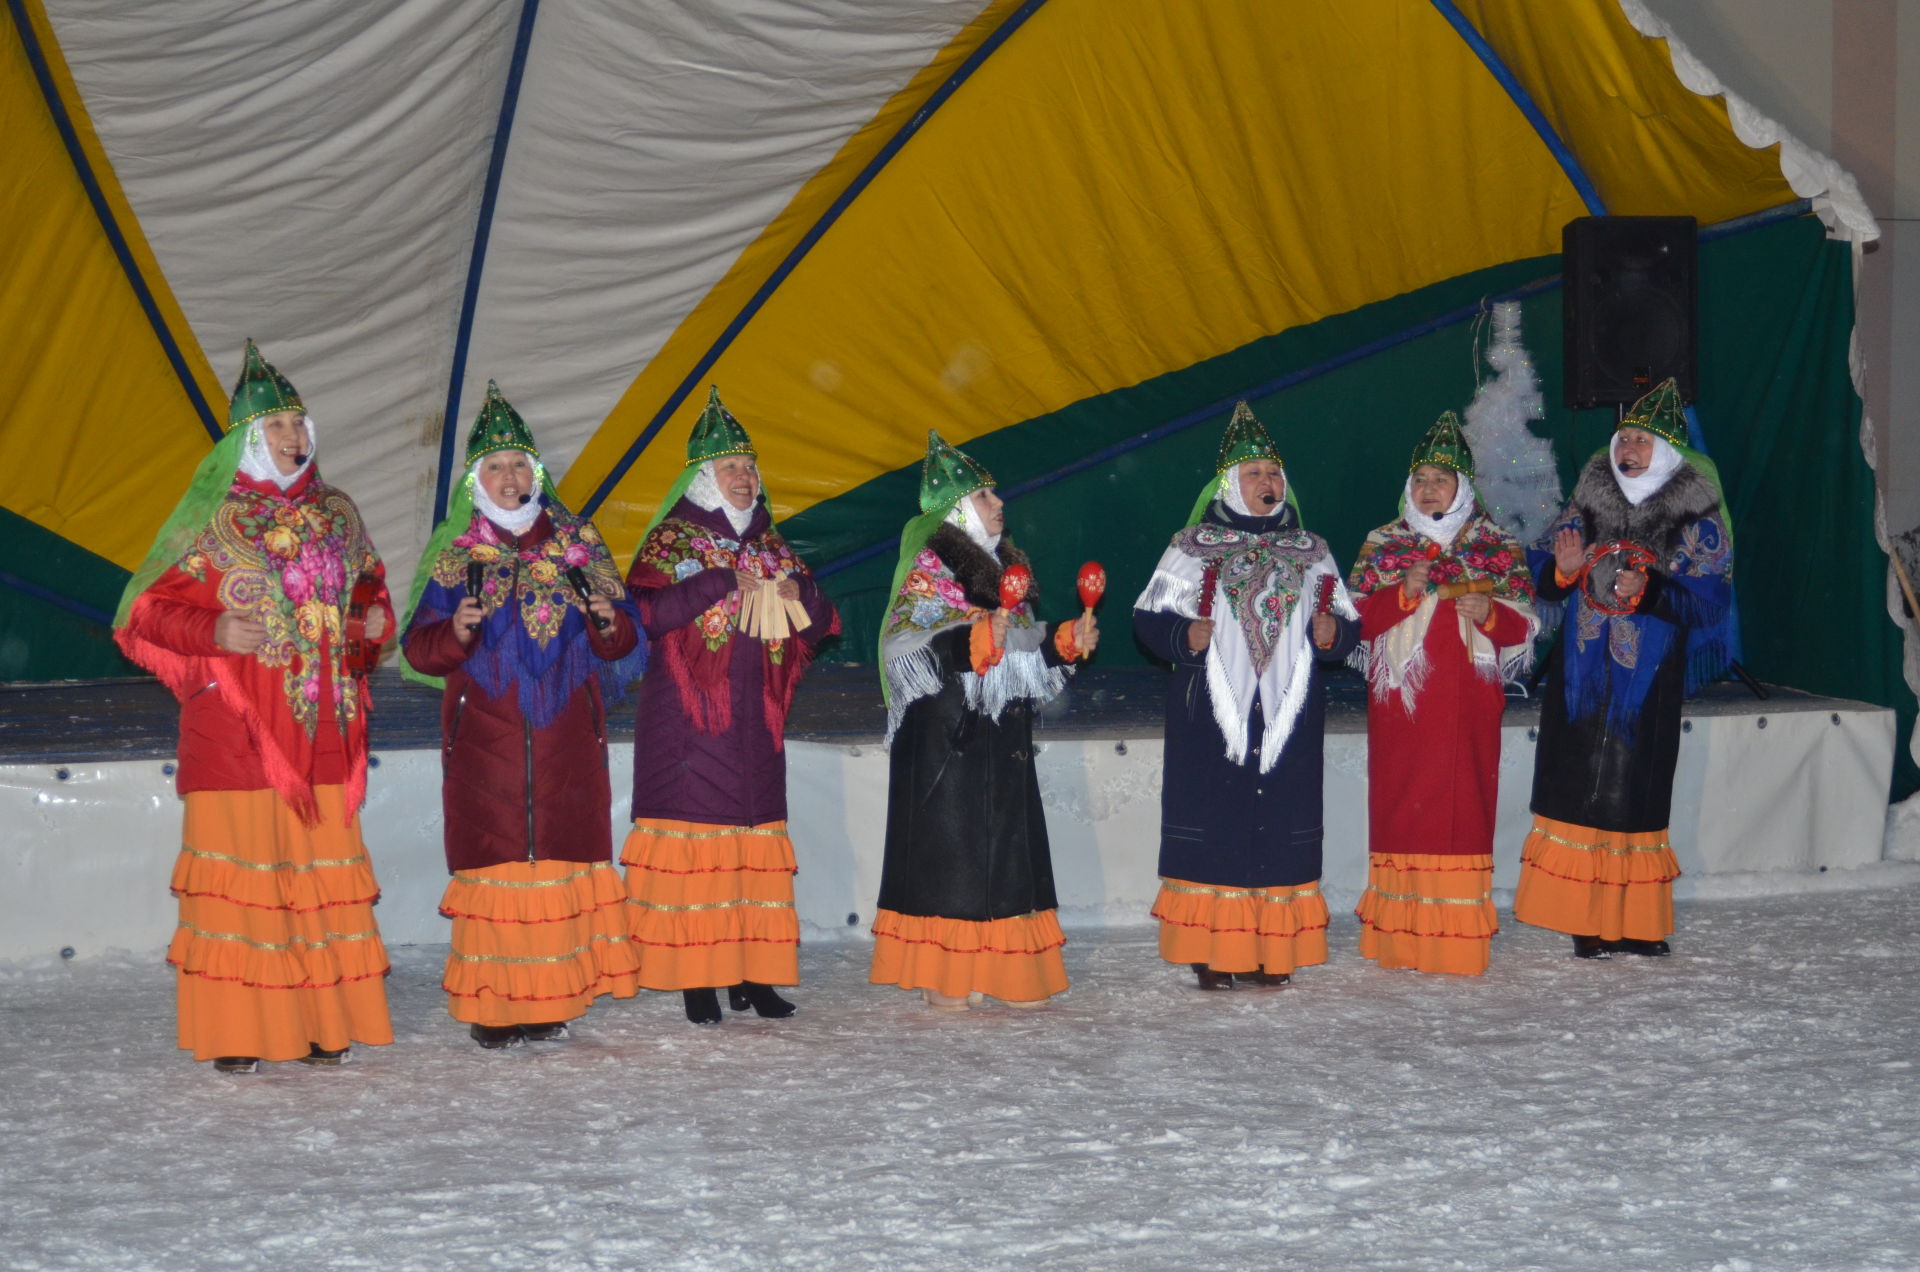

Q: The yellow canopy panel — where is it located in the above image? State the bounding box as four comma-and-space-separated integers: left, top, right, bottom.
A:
563, 0, 1597, 551
0, 0, 222, 571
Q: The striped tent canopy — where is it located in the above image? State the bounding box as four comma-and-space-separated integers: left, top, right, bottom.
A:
3, 0, 1899, 761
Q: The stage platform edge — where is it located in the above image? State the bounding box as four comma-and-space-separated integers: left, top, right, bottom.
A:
0, 669, 1897, 963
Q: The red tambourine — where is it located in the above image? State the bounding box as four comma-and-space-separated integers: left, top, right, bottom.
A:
1579, 540, 1659, 615
998, 563, 1034, 612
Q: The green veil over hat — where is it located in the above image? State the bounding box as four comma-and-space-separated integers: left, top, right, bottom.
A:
637, 387, 760, 545
1185, 401, 1301, 527
876, 430, 998, 695
114, 340, 305, 627
399, 381, 560, 682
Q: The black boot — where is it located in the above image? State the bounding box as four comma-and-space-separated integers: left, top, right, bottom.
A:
1610, 938, 1672, 957
729, 982, 796, 1019
1190, 963, 1235, 991
297, 1044, 350, 1066
469, 1023, 522, 1049
519, 1022, 569, 1041
212, 1056, 259, 1074
1572, 935, 1612, 960
683, 988, 723, 1025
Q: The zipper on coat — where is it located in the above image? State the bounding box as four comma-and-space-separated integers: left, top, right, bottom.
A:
589, 685, 607, 768
523, 715, 536, 862
446, 690, 467, 756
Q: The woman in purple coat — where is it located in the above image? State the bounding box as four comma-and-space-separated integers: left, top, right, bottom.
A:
621, 390, 839, 1025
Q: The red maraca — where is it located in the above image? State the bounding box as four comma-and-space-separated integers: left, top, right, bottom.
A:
995, 563, 1034, 653
998, 563, 1034, 612
1072, 560, 1106, 663
1076, 561, 1107, 617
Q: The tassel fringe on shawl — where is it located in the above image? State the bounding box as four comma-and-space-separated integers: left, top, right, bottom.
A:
880, 527, 1067, 747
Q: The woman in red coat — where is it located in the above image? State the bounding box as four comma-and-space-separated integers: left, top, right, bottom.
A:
115, 341, 394, 1073
1346, 413, 1537, 974
403, 383, 647, 1048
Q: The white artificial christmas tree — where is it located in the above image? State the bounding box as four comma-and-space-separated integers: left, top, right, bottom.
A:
1462, 301, 1561, 547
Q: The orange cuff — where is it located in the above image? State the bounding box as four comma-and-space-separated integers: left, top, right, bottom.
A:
1553, 564, 1579, 588
1397, 588, 1420, 612
1053, 621, 1081, 662
969, 616, 1005, 674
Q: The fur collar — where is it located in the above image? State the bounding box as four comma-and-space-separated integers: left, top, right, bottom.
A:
1570, 452, 1719, 553
927, 523, 1035, 610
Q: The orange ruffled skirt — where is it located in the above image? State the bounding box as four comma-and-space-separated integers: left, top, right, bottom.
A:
1513, 814, 1679, 941
1355, 853, 1497, 975
168, 786, 392, 1063
1151, 878, 1328, 975
868, 909, 1068, 1003
621, 819, 799, 990
440, 859, 640, 1026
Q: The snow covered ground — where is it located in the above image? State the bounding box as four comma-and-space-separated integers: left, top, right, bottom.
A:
5, 883, 1919, 1272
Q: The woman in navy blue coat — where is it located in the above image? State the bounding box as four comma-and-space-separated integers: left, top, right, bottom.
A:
1133, 403, 1358, 990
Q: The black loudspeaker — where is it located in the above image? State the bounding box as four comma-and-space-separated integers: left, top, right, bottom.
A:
1562, 215, 1697, 408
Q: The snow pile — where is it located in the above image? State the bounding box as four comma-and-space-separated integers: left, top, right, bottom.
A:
4, 888, 1919, 1271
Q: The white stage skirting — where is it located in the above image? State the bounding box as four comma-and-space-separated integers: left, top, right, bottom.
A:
0, 702, 1896, 964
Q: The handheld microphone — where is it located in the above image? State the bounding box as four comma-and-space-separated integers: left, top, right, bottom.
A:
565, 566, 613, 631
462, 561, 486, 637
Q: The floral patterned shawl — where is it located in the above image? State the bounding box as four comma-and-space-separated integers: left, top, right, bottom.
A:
628, 499, 835, 748
1135, 504, 1357, 773
1348, 505, 1538, 711
879, 534, 1063, 746
408, 504, 645, 729
116, 469, 384, 821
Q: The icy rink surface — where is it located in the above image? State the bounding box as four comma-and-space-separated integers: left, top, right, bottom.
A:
4, 889, 1918, 1272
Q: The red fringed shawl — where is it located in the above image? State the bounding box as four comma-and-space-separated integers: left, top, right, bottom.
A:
116, 470, 388, 821
628, 509, 838, 750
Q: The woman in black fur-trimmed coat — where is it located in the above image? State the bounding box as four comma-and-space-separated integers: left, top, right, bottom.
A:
1516, 382, 1733, 959
868, 476, 1097, 1009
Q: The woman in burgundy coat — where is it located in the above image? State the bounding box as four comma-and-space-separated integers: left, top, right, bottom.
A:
403, 384, 646, 1048
621, 390, 837, 1025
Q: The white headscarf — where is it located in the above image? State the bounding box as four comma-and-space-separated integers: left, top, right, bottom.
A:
1402, 468, 1476, 548
1220, 463, 1286, 520
1610, 432, 1684, 506
237, 414, 316, 491
687, 460, 757, 536
945, 489, 1001, 553
472, 454, 545, 534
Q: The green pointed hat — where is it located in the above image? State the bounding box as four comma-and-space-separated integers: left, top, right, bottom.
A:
464, 380, 541, 466
402, 381, 561, 683
873, 432, 998, 698
636, 387, 765, 543
1620, 378, 1688, 448
919, 430, 994, 515
1186, 401, 1299, 527
227, 338, 304, 432
1408, 410, 1474, 477
1214, 400, 1281, 474
686, 386, 755, 465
